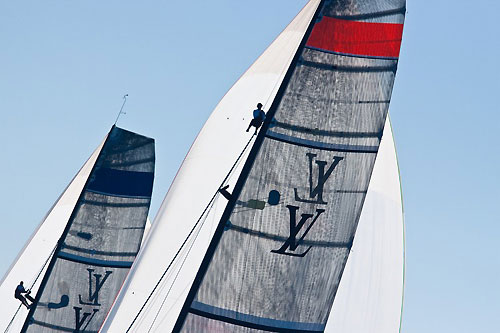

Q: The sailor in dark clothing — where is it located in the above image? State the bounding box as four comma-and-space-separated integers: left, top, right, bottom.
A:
15, 281, 34, 309
246, 103, 266, 134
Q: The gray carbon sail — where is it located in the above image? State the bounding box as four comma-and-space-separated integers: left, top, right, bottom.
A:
174, 0, 405, 332
21, 126, 155, 333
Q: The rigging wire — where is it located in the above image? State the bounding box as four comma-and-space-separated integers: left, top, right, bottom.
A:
126, 134, 256, 332
4, 244, 57, 333
149, 138, 251, 331
147, 198, 218, 332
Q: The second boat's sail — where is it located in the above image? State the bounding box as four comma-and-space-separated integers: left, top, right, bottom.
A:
20, 126, 155, 333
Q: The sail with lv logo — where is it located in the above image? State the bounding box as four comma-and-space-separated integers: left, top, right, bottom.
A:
102, 0, 406, 332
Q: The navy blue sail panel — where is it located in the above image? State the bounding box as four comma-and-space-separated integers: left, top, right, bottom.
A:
177, 0, 405, 332
23, 126, 154, 333
87, 168, 154, 198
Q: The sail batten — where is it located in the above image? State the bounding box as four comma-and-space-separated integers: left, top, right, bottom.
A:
266, 131, 379, 153
57, 252, 134, 268
190, 301, 326, 332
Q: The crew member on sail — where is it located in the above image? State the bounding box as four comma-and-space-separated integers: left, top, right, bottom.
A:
246, 103, 266, 134
15, 281, 34, 309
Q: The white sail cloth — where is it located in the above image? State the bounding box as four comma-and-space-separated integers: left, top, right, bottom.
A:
325, 116, 404, 333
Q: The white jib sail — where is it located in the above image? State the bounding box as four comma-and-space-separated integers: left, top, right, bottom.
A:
101, 1, 321, 332
0, 137, 106, 332
324, 116, 405, 333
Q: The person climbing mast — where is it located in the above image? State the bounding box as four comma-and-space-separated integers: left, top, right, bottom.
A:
246, 103, 266, 135
15, 281, 34, 309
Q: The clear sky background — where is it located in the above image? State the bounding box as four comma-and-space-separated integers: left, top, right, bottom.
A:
1, 1, 498, 332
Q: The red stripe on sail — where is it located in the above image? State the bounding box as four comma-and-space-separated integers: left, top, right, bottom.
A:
306, 17, 403, 58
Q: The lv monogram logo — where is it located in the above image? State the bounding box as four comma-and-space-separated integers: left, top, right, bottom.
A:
294, 153, 343, 205
73, 307, 99, 332
78, 268, 112, 306
271, 205, 325, 257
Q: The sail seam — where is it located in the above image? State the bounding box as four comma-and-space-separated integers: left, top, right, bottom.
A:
299, 60, 398, 73
81, 199, 150, 208
86, 189, 152, 199
325, 6, 406, 21
61, 244, 138, 257
305, 45, 400, 60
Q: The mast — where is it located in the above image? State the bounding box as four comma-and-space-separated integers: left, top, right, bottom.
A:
172, 1, 326, 331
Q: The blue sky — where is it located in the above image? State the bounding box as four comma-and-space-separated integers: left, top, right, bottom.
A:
1, 1, 498, 332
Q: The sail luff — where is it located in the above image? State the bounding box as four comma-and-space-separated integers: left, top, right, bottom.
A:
172, 1, 326, 331
20, 127, 114, 332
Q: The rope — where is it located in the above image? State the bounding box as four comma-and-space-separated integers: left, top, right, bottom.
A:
126, 134, 256, 332
4, 244, 57, 333
147, 198, 217, 332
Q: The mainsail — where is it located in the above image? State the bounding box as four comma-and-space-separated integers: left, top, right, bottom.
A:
102, 0, 405, 332
1, 126, 155, 333
174, 0, 405, 330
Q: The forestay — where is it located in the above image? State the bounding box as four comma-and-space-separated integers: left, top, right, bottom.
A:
21, 126, 155, 333
175, 0, 405, 331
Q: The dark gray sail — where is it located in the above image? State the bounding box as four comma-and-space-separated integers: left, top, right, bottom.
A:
22, 126, 154, 333
174, 0, 405, 332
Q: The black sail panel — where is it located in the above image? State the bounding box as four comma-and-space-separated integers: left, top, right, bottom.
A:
177, 0, 405, 331
22, 126, 155, 333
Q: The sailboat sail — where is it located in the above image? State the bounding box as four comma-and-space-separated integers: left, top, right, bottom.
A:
17, 126, 155, 333
173, 0, 405, 331
101, 0, 405, 332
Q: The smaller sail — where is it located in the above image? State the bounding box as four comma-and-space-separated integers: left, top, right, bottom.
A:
12, 126, 155, 333
325, 116, 405, 332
